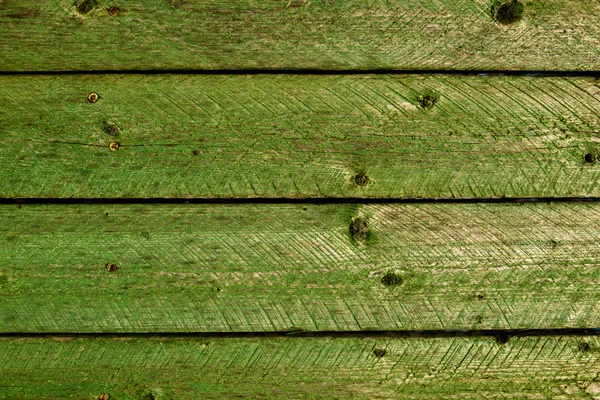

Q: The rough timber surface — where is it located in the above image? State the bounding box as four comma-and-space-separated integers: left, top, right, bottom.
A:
3, 74, 600, 199
3, 202, 600, 332
1, 335, 600, 399
1, 0, 600, 71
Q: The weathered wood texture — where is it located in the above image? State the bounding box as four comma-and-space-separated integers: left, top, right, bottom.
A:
1, 335, 599, 399
3, 74, 600, 199
1, 1, 600, 71
3, 202, 600, 332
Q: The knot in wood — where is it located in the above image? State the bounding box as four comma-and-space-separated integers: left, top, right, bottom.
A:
381, 272, 402, 287
349, 217, 370, 241
77, 0, 98, 14
579, 342, 591, 352
104, 121, 119, 136
493, 0, 524, 25
373, 348, 387, 358
354, 172, 369, 187
419, 93, 437, 109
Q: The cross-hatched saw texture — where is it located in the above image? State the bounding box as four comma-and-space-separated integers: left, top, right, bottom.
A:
1, 335, 599, 399
2, 74, 600, 198
1, 0, 600, 71
3, 202, 600, 332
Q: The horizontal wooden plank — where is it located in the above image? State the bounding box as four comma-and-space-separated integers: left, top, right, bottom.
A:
3, 202, 600, 332
3, 74, 600, 199
1, 335, 599, 399
2, 1, 600, 71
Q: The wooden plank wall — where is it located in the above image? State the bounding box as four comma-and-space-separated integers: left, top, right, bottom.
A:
2, 0, 600, 399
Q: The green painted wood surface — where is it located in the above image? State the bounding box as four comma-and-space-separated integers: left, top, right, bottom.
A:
1, 335, 599, 399
5, 1, 600, 397
2, 1, 600, 71
3, 74, 600, 199
3, 202, 600, 332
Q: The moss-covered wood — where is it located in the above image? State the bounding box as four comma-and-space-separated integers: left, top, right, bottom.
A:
3, 74, 600, 199
3, 202, 600, 332
2, 0, 600, 71
1, 335, 599, 399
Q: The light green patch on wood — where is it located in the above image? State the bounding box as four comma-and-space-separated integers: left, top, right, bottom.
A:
1, 1, 600, 71
3, 202, 600, 332
2, 75, 600, 198
0, 336, 598, 399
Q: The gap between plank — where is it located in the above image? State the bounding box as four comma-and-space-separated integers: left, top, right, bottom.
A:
0, 329, 599, 343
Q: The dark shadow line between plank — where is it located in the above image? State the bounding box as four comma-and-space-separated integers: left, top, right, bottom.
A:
2, 69, 600, 77
5, 197, 600, 205
0, 329, 599, 343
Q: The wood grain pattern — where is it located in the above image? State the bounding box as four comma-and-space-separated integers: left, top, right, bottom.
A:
3, 74, 600, 199
3, 202, 600, 332
1, 335, 599, 399
2, 1, 600, 71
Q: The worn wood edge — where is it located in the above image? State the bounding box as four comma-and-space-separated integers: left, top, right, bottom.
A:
0, 335, 598, 399
3, 202, 600, 332
3, 74, 600, 198
2, 1, 600, 71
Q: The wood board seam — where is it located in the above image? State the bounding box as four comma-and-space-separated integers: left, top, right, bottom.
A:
0, 329, 598, 340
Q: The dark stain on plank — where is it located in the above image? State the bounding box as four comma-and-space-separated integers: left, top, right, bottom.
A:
349, 217, 370, 242
166, 0, 185, 8
492, 0, 525, 25
381, 272, 403, 287
5, 8, 40, 19
77, 0, 98, 15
